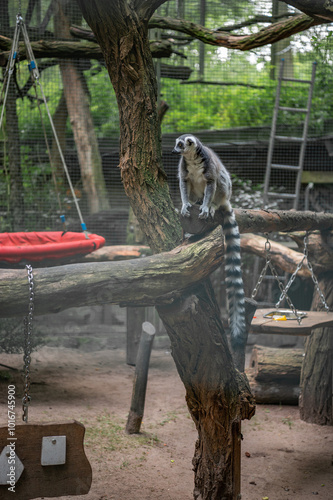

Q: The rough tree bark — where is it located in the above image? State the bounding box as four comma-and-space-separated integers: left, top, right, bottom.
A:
299, 272, 333, 425
75, 1, 252, 498
54, 0, 110, 214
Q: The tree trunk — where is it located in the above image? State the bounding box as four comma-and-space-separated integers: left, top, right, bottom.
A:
299, 272, 333, 425
75, 2, 253, 498
54, 0, 110, 214
157, 281, 255, 500
270, 0, 294, 80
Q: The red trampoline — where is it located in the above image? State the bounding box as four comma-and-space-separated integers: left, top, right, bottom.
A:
0, 232, 105, 264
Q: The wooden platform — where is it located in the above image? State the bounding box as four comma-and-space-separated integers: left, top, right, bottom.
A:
251, 309, 333, 336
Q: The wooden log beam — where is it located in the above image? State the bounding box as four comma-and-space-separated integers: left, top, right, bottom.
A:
82, 245, 151, 261
0, 228, 224, 318
181, 205, 333, 235
1, 209, 332, 318
0, 37, 175, 66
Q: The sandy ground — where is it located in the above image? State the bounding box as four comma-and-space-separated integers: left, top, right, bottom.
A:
0, 346, 332, 500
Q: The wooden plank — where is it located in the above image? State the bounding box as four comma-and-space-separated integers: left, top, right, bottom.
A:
0, 421, 92, 500
301, 171, 333, 184
250, 309, 333, 336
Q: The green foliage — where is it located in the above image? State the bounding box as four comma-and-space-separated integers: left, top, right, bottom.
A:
161, 78, 275, 133
86, 63, 120, 137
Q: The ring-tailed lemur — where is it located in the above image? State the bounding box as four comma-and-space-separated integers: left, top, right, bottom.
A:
172, 134, 246, 349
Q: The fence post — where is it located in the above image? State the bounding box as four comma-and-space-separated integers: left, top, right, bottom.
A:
126, 321, 156, 434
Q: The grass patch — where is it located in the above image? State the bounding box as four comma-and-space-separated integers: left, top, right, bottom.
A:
84, 412, 160, 453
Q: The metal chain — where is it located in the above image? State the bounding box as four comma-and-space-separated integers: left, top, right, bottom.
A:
303, 234, 330, 312
251, 236, 271, 299
251, 234, 301, 323
269, 261, 302, 324
275, 253, 306, 308
22, 265, 34, 423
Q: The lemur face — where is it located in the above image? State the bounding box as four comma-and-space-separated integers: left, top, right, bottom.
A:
172, 135, 198, 155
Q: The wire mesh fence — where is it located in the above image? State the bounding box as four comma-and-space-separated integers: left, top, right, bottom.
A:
0, 0, 332, 322
1, 0, 333, 243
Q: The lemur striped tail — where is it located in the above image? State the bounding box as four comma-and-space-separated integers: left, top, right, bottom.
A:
221, 203, 246, 349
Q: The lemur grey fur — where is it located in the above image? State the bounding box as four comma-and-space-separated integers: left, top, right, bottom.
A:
172, 134, 246, 349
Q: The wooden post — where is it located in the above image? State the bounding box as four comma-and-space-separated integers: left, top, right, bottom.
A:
126, 321, 156, 434
126, 307, 146, 365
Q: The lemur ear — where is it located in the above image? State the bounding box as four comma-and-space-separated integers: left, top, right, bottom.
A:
187, 138, 193, 146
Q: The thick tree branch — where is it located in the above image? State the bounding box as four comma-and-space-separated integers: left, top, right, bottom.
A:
149, 13, 329, 51
281, 0, 333, 21
1, 12, 328, 68
181, 80, 266, 89
181, 206, 333, 235
0, 227, 224, 317
216, 13, 297, 32
0, 37, 176, 66
135, 0, 169, 21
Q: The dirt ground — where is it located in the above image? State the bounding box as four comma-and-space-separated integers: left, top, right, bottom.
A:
0, 346, 332, 500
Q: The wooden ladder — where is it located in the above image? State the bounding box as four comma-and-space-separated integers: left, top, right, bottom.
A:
263, 59, 317, 210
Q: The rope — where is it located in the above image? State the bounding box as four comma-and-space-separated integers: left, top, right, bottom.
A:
32, 81, 63, 214
0, 14, 89, 237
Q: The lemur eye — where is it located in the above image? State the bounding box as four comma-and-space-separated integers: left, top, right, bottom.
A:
187, 139, 193, 146
177, 141, 183, 148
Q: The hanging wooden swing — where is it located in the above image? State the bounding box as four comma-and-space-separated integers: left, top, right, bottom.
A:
251, 309, 333, 336
250, 233, 333, 336
0, 265, 92, 500
0, 13, 92, 500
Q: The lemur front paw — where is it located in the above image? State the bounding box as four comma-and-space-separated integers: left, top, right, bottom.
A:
199, 205, 216, 219
199, 205, 210, 219
181, 203, 192, 217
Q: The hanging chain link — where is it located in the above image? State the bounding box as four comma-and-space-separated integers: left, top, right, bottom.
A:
303, 234, 330, 312
22, 265, 34, 423
251, 237, 271, 299
251, 234, 301, 324
275, 245, 307, 309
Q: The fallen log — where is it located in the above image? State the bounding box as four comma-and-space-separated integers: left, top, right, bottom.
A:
246, 369, 300, 405
250, 345, 304, 384
82, 245, 151, 261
